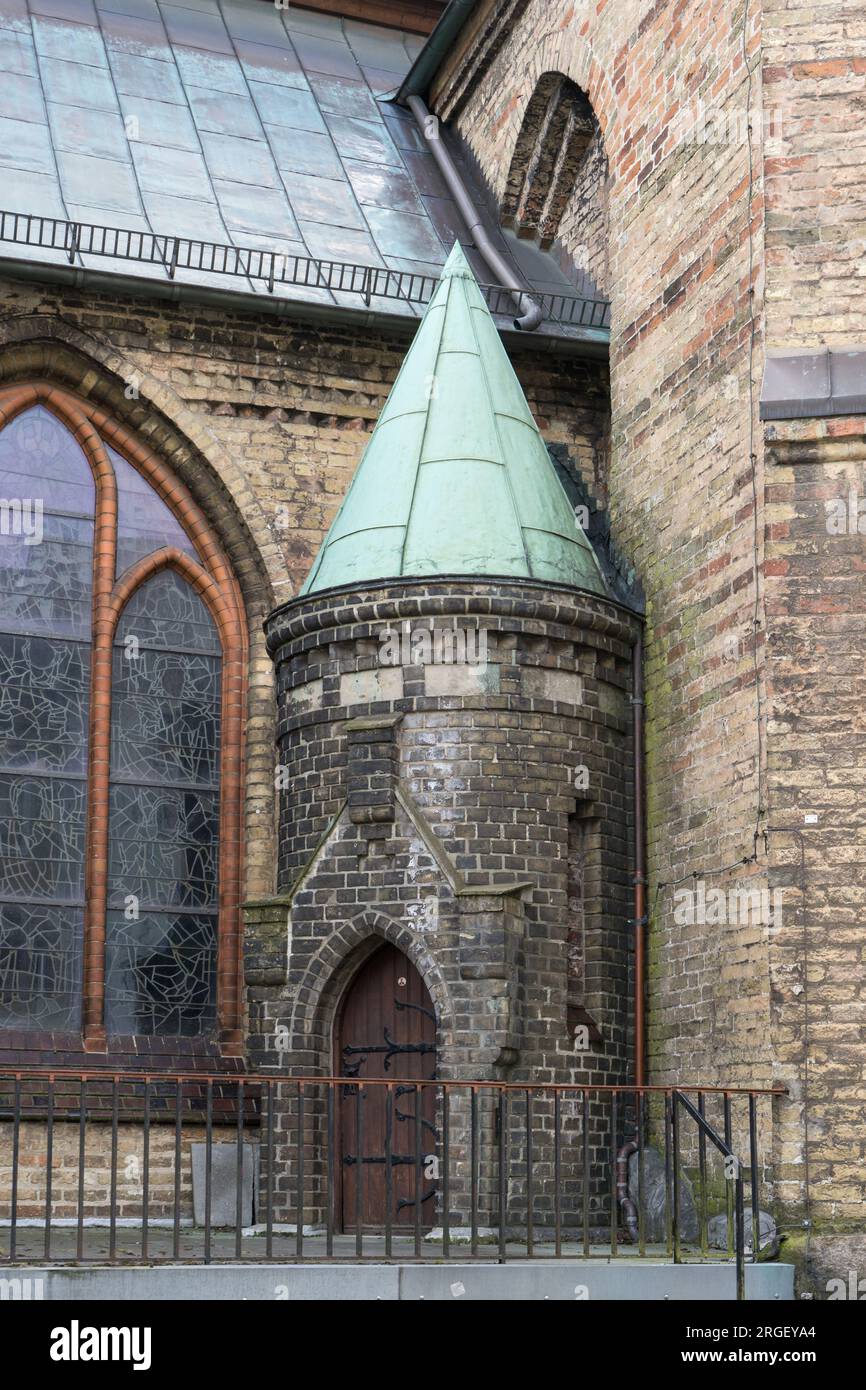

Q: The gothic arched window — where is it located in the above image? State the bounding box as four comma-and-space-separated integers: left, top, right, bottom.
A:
0, 385, 245, 1053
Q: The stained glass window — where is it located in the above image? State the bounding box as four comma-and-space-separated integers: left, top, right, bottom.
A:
0, 408, 93, 1029
106, 575, 221, 1035
0, 401, 234, 1042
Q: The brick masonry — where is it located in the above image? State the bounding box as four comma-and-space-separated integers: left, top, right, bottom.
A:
0, 0, 862, 1287
428, 0, 866, 1286
256, 578, 639, 1226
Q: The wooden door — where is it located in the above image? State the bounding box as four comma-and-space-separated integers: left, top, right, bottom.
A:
335, 944, 438, 1231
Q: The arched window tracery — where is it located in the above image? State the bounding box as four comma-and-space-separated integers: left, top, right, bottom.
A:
0, 385, 245, 1053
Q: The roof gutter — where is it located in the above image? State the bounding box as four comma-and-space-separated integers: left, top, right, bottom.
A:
0, 255, 606, 357
396, 0, 479, 102
406, 94, 542, 331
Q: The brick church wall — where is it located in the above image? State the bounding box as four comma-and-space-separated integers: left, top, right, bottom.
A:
430, 0, 866, 1281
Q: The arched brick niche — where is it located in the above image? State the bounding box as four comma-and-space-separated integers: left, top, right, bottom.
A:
501, 72, 610, 298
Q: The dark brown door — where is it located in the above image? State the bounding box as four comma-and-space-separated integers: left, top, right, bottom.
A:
335, 944, 437, 1231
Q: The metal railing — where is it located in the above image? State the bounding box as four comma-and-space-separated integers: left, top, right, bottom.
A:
0, 1071, 781, 1296
0, 209, 611, 330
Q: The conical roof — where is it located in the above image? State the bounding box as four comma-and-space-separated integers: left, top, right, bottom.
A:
300, 243, 607, 597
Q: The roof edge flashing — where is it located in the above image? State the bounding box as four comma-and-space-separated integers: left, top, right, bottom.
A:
0, 256, 608, 356
396, 0, 479, 103
761, 346, 866, 421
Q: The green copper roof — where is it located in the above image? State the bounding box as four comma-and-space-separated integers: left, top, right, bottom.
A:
300, 243, 607, 598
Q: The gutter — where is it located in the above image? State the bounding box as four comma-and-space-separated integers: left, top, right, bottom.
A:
0, 255, 607, 358
405, 93, 542, 330
396, 0, 479, 103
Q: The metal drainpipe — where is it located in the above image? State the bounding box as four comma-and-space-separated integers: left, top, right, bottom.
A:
632, 633, 647, 1088
405, 93, 543, 331
617, 636, 647, 1241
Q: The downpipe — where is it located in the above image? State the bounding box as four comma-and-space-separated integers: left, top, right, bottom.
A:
632, 633, 647, 1088
405, 94, 543, 331
618, 635, 647, 1241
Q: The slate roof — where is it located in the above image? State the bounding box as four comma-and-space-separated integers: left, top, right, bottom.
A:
0, 0, 606, 337
302, 243, 607, 597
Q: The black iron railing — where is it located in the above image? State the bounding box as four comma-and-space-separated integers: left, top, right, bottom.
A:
0, 1072, 782, 1297
0, 209, 611, 331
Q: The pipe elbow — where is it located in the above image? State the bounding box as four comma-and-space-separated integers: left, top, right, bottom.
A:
514, 296, 543, 331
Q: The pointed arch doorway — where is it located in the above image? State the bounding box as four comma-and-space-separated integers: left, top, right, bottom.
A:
335, 943, 438, 1232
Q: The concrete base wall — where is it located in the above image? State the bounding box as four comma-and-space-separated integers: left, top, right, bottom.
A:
2, 1261, 794, 1301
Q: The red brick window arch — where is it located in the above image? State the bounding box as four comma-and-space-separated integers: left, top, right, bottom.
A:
0, 384, 245, 1055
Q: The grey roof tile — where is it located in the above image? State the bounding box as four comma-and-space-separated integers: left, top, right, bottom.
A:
359, 66, 403, 97
399, 147, 449, 197
292, 31, 362, 80
32, 14, 108, 64
220, 0, 292, 46
40, 54, 118, 109
95, 0, 162, 18
0, 70, 44, 121
172, 44, 245, 93
250, 82, 323, 133
307, 72, 380, 121
66, 201, 151, 231
343, 158, 424, 216
200, 131, 277, 186
384, 254, 444, 281
57, 149, 142, 213
0, 0, 31, 32
281, 170, 366, 231
230, 229, 308, 261
0, 114, 53, 174
234, 37, 304, 84
269, 126, 342, 179
118, 90, 199, 148
31, 0, 96, 21
0, 166, 65, 216
299, 219, 384, 266
186, 84, 262, 138
131, 142, 213, 199
363, 204, 445, 263
281, 8, 343, 41
48, 102, 131, 161
343, 20, 411, 75
109, 49, 186, 102
160, 4, 233, 54
213, 178, 298, 238
324, 112, 399, 165
0, 26, 37, 76
140, 190, 225, 238
99, 10, 168, 59
382, 109, 428, 154
421, 194, 468, 250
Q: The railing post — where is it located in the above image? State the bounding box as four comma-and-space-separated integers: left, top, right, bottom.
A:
663, 1090, 673, 1258
735, 1165, 746, 1302
671, 1089, 681, 1263
749, 1092, 760, 1260
498, 1088, 508, 1264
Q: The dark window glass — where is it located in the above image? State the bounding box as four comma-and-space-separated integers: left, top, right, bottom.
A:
0, 408, 93, 1029
105, 574, 221, 1035
0, 408, 224, 1039
113, 447, 198, 579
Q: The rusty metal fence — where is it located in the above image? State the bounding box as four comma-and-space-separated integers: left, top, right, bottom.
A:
0, 1072, 784, 1298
